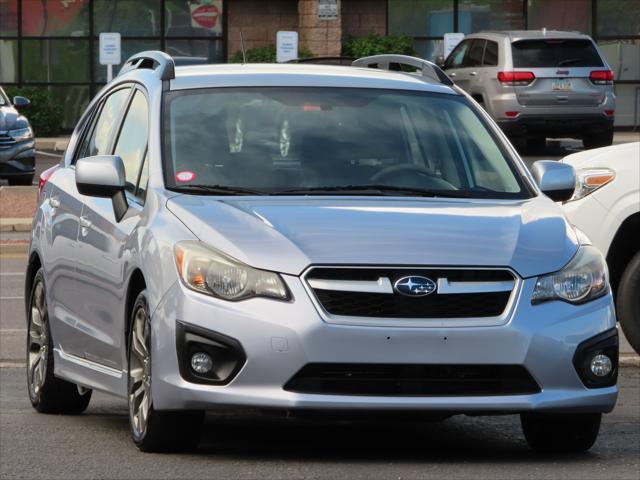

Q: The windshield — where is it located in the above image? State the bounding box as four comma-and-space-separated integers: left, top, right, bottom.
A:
512, 39, 604, 68
163, 87, 530, 198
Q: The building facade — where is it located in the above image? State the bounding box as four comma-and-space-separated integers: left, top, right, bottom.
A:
1, 0, 638, 128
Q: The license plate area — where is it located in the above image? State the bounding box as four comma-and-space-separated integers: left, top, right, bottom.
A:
552, 79, 573, 91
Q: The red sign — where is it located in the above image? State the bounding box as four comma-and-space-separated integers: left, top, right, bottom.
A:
191, 5, 220, 30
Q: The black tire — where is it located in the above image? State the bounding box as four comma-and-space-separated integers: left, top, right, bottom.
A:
521, 413, 601, 453
617, 250, 640, 354
127, 290, 204, 453
8, 175, 34, 186
583, 127, 614, 149
526, 136, 547, 152
27, 269, 92, 414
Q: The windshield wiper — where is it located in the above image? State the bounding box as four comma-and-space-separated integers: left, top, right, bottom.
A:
273, 185, 469, 198
171, 184, 268, 196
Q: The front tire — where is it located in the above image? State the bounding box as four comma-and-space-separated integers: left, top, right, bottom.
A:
521, 413, 601, 452
617, 250, 640, 354
27, 269, 92, 414
127, 290, 204, 452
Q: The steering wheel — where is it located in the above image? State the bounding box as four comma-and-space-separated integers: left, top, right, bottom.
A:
371, 164, 440, 183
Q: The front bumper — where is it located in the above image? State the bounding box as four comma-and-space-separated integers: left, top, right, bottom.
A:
0, 139, 35, 178
497, 114, 613, 138
151, 275, 618, 414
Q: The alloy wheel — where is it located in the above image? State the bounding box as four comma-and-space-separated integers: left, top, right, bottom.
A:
129, 306, 152, 438
27, 279, 48, 399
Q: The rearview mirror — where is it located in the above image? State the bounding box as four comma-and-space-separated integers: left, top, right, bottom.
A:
75, 155, 128, 222
531, 160, 576, 202
13, 96, 30, 108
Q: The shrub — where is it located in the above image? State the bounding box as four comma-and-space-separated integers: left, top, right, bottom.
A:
230, 44, 314, 63
342, 33, 417, 58
4, 86, 64, 136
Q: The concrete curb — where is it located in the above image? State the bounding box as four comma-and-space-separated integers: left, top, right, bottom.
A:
35, 137, 69, 152
0, 218, 33, 232
620, 354, 640, 367
0, 243, 29, 255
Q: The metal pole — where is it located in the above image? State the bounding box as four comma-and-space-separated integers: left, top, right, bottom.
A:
107, 64, 113, 82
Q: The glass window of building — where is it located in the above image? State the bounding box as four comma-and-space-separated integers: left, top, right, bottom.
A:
165, 0, 224, 37
22, 0, 89, 36
389, 0, 454, 37
0, 0, 18, 36
22, 39, 90, 82
94, 0, 160, 36
597, 0, 640, 36
528, 0, 591, 34
0, 39, 18, 82
598, 40, 640, 82
92, 39, 161, 83
458, 0, 524, 33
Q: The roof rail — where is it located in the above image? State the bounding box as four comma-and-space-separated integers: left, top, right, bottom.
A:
352, 54, 453, 87
118, 51, 175, 81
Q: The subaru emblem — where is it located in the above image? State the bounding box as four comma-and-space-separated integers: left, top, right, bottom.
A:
394, 276, 437, 297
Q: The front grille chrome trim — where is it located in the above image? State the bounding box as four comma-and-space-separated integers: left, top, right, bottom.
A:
437, 278, 515, 294
301, 265, 522, 328
307, 277, 394, 294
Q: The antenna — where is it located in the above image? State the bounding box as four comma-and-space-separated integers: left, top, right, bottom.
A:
240, 31, 247, 63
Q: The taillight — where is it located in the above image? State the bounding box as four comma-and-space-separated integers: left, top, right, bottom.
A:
589, 70, 614, 85
38, 165, 59, 194
498, 71, 535, 86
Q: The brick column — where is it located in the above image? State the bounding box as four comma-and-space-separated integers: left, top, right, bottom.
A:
298, 0, 342, 56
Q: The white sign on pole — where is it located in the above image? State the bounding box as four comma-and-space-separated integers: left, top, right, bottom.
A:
99, 32, 121, 65
99, 32, 121, 82
276, 31, 299, 63
318, 0, 338, 20
443, 33, 465, 59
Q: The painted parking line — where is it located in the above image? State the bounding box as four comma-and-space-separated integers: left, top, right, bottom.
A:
0, 296, 23, 300
0, 273, 24, 276
35, 150, 63, 158
0, 329, 26, 333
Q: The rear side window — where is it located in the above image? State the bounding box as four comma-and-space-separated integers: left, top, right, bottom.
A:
511, 39, 604, 68
484, 41, 498, 66
466, 40, 486, 67
78, 87, 131, 159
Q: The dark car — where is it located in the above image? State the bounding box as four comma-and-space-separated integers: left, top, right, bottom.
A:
0, 86, 35, 185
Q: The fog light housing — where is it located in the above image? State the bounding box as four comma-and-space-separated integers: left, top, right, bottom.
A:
176, 321, 246, 385
573, 329, 618, 388
590, 354, 613, 377
190, 352, 214, 374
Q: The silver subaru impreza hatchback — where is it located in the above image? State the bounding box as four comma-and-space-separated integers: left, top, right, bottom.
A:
26, 52, 618, 453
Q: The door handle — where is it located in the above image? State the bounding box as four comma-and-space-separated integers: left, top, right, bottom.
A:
449, 72, 456, 77
79, 216, 92, 228
469, 71, 478, 76
49, 197, 60, 208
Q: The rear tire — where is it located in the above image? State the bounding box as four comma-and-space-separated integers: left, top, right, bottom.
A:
617, 250, 640, 354
8, 175, 34, 186
127, 290, 204, 452
27, 269, 92, 414
521, 413, 601, 452
583, 127, 613, 149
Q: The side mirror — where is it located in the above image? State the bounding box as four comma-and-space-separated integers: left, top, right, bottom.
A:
13, 96, 30, 108
531, 160, 576, 202
435, 55, 445, 68
75, 155, 129, 222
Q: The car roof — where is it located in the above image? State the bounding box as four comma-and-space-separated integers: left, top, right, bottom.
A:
167, 63, 457, 95
471, 30, 593, 42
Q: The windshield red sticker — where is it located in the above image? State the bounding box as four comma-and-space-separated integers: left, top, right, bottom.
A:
176, 170, 196, 183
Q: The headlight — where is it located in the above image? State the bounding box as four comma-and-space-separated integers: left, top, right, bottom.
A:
531, 246, 608, 305
566, 168, 615, 202
174, 241, 290, 301
9, 126, 33, 142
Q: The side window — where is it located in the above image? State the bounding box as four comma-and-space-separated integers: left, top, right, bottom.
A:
466, 40, 486, 68
79, 87, 131, 159
136, 152, 149, 201
113, 90, 149, 195
484, 41, 499, 66
445, 40, 472, 69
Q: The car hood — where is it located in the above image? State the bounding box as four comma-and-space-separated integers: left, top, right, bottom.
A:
166, 195, 579, 278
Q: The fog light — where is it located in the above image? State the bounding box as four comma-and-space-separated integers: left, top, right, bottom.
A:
190, 352, 213, 374
590, 354, 613, 377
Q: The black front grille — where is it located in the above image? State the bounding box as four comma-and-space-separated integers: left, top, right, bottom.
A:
306, 267, 514, 319
285, 363, 540, 396
315, 290, 510, 318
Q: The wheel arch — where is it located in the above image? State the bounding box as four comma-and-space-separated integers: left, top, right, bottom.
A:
25, 251, 42, 322
124, 268, 147, 350
606, 212, 640, 296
